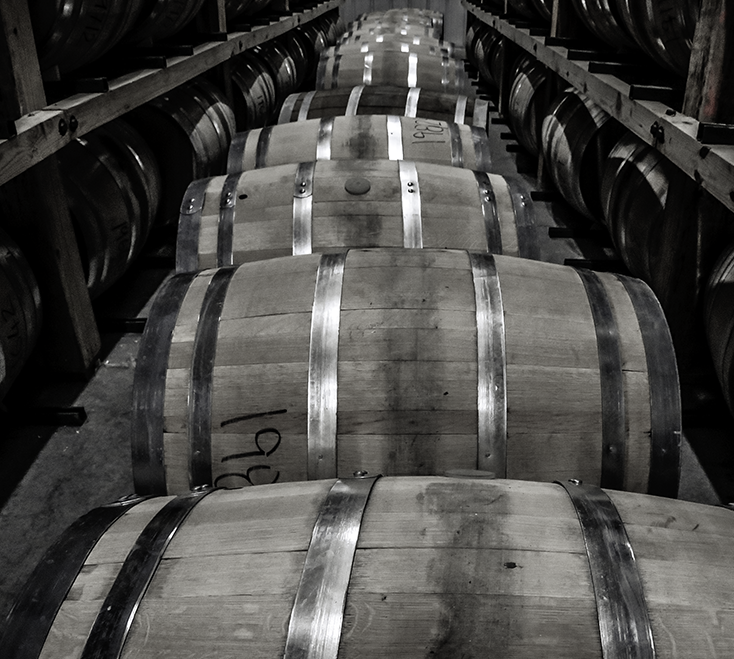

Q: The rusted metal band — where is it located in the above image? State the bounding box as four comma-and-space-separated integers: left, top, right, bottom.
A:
308, 252, 347, 479
132, 272, 197, 494
362, 53, 373, 84
80, 488, 214, 659
293, 161, 316, 255
283, 475, 381, 659
387, 115, 404, 160
448, 121, 463, 167
474, 171, 502, 254
298, 90, 318, 121
471, 125, 492, 171
317, 117, 334, 161
217, 173, 240, 267
188, 267, 237, 489
255, 125, 273, 169
557, 480, 656, 659
175, 177, 209, 273
470, 252, 507, 476
399, 160, 422, 248
575, 269, 627, 490
226, 131, 248, 174
0, 495, 148, 659
614, 275, 681, 497
505, 176, 540, 260
473, 98, 489, 130
345, 85, 366, 116
404, 87, 421, 117
407, 52, 418, 87
454, 94, 468, 125
279, 92, 300, 123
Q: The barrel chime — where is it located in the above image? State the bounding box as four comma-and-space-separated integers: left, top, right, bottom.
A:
4, 8, 732, 659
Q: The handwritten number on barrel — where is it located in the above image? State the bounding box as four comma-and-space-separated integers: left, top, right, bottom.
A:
214, 465, 280, 487
222, 427, 281, 461
412, 119, 446, 143
218, 427, 282, 487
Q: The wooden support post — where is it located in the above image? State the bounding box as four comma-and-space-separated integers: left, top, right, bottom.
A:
550, 0, 584, 39
196, 0, 228, 34
650, 0, 734, 383
683, 0, 734, 123
0, 0, 99, 374
0, 1, 44, 137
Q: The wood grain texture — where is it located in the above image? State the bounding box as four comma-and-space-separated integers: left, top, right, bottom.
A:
226, 116, 491, 173
27, 478, 734, 658
136, 249, 679, 494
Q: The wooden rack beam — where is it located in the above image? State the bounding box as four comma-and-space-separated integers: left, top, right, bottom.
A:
463, 0, 734, 217
0, 0, 341, 188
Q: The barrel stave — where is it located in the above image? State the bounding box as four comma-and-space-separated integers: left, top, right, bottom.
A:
19, 478, 734, 658
135, 249, 678, 494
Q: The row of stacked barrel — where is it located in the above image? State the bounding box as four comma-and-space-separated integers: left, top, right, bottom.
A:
29, 0, 301, 75
3, 8, 734, 658
467, 17, 734, 421
0, 11, 341, 402
478, 0, 699, 75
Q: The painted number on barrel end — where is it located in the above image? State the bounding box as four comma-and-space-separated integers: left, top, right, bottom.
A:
412, 118, 447, 144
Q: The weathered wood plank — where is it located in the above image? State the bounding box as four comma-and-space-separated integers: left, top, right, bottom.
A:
0, 0, 45, 129
683, 0, 734, 124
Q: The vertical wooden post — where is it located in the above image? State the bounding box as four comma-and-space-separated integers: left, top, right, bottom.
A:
550, 0, 584, 39
0, 0, 100, 374
651, 0, 734, 382
683, 0, 734, 123
197, 0, 228, 34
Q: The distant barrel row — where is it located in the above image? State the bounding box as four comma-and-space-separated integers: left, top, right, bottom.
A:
475, 0, 699, 74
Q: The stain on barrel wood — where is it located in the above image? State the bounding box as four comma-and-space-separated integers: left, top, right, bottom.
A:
5, 477, 733, 658
226, 115, 492, 173
132, 248, 680, 496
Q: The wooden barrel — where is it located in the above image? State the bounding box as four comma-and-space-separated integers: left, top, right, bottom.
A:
353, 8, 444, 33
541, 88, 626, 220
339, 32, 459, 57
278, 86, 489, 132
599, 131, 670, 283
226, 115, 492, 173
466, 23, 504, 88
508, 54, 552, 156
569, 0, 638, 52
615, 0, 698, 75
123, 0, 207, 46
27, 0, 145, 73
56, 118, 161, 298
131, 248, 679, 495
0, 227, 42, 400
316, 50, 473, 96
126, 78, 236, 226
230, 52, 277, 130
175, 160, 548, 271
10, 476, 728, 658
529, 0, 553, 21
323, 40, 453, 59
249, 40, 301, 110
704, 243, 734, 416
339, 23, 444, 41
225, 0, 272, 20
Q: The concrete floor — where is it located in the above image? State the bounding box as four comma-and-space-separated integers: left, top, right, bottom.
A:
0, 77, 730, 627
